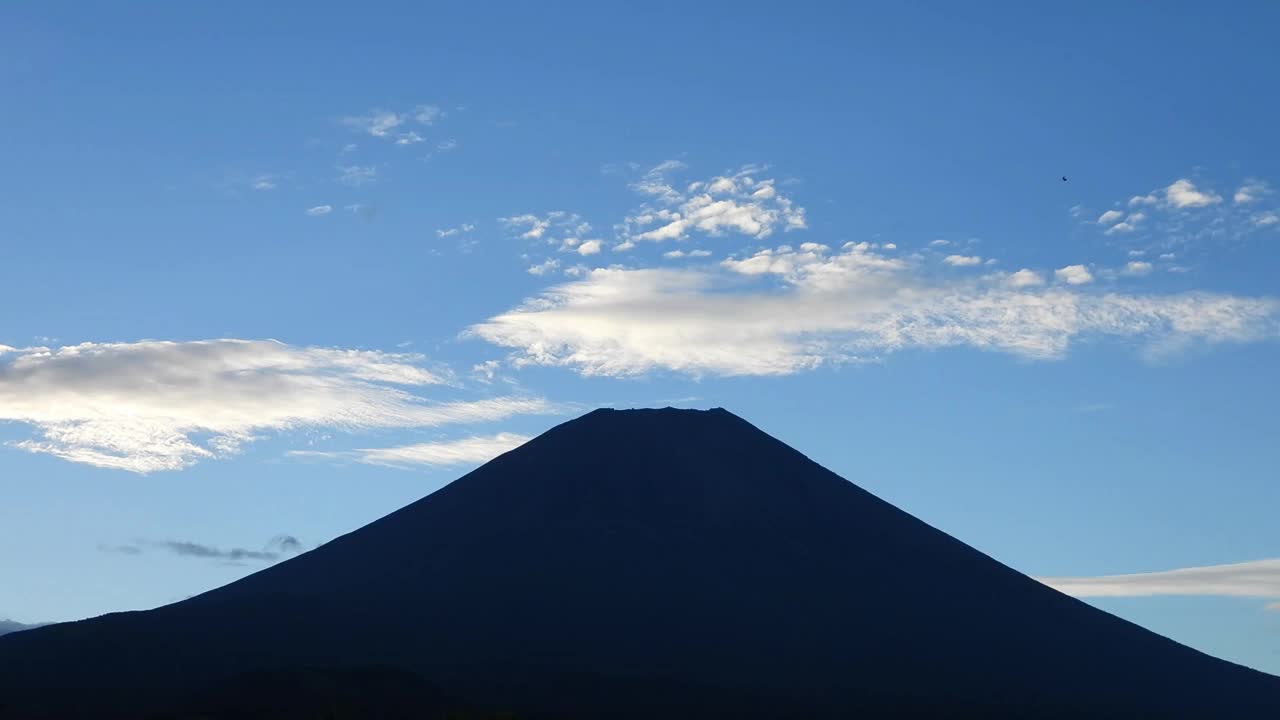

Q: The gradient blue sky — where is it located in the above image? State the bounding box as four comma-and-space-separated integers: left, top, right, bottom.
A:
3, 1, 1280, 672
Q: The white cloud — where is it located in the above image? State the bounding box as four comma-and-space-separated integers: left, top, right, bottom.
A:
527, 258, 561, 275
251, 174, 278, 191
298, 432, 530, 470
1054, 265, 1093, 285
501, 212, 588, 243
1234, 181, 1268, 204
1123, 261, 1153, 276
0, 340, 550, 473
467, 243, 1277, 377
621, 163, 807, 244
437, 139, 458, 152
1164, 179, 1222, 209
576, 240, 602, 256
436, 223, 476, 238
943, 254, 983, 267
340, 105, 443, 144
414, 105, 443, 125
1039, 558, 1280, 603
1006, 269, 1045, 288
882, 243, 897, 250
336, 165, 377, 186
1254, 212, 1279, 227
1128, 194, 1159, 207
663, 249, 713, 259
1105, 212, 1146, 235
1097, 210, 1125, 225
929, 239, 951, 247
340, 110, 405, 138
306, 205, 332, 216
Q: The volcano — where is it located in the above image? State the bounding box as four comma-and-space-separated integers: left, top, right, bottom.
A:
2, 407, 1277, 718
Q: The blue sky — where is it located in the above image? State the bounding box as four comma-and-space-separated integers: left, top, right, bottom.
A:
3, 0, 1280, 672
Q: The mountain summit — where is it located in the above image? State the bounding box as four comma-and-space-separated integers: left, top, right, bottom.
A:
3, 407, 1278, 718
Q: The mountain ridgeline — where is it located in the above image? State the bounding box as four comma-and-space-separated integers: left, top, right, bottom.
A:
2, 408, 1277, 718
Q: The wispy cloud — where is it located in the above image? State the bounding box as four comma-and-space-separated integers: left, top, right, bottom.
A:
943, 254, 983, 267
339, 105, 444, 145
292, 432, 529, 470
251, 174, 279, 191
1085, 174, 1278, 254
527, 258, 561, 276
0, 339, 550, 472
1234, 180, 1269, 205
663, 249, 712, 259
1039, 557, 1280, 607
336, 164, 377, 186
436, 223, 476, 238
467, 242, 1278, 377
306, 205, 333, 216
103, 535, 308, 564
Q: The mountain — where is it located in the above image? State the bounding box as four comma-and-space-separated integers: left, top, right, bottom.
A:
2, 407, 1278, 718
0, 620, 45, 638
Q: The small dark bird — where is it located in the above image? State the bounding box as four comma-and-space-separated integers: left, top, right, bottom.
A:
1062, 176, 1068, 182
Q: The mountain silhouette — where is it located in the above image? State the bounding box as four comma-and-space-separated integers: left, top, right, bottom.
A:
2, 407, 1278, 718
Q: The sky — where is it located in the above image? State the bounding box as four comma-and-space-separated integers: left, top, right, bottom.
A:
3, 0, 1280, 671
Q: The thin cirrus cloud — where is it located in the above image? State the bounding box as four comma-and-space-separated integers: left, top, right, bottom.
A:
306, 205, 333, 216
336, 164, 377, 186
466, 242, 1279, 378
1039, 557, 1280, 609
0, 339, 551, 473
291, 432, 530, 470
339, 105, 443, 145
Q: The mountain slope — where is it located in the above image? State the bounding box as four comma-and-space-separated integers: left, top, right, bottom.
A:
2, 407, 1277, 718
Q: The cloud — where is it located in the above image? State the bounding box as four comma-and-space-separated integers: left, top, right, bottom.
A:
620, 163, 806, 244
1005, 269, 1045, 288
527, 258, 561, 275
1105, 212, 1145, 235
663, 249, 713, 259
436, 139, 458, 152
436, 223, 476, 238
1097, 210, 1125, 225
1254, 212, 1279, 227
336, 165, 377, 186
1123, 261, 1153, 276
1234, 180, 1268, 204
340, 110, 405, 138
501, 212, 586, 241
1128, 194, 1159, 207
1054, 265, 1093, 285
340, 105, 443, 144
293, 432, 529, 470
943, 254, 983, 267
306, 205, 332, 216
466, 243, 1278, 377
1039, 558, 1280, 605
929, 239, 950, 247
251, 174, 278, 191
104, 535, 308, 564
576, 240, 602, 256
414, 105, 443, 125
1164, 179, 1222, 209
0, 339, 550, 472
